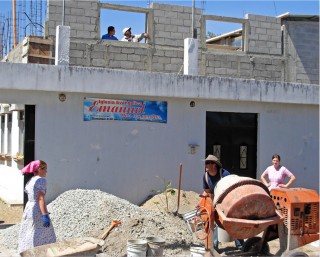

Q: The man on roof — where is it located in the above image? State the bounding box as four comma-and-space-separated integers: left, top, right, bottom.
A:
121, 27, 149, 43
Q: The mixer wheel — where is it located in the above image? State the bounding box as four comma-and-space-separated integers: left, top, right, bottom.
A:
281, 251, 309, 257
242, 237, 270, 255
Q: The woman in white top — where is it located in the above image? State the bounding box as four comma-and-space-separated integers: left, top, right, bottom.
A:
18, 160, 56, 254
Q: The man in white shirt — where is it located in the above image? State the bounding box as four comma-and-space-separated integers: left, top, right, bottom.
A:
121, 27, 149, 42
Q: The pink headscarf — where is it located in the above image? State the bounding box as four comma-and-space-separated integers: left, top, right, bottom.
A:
21, 160, 40, 175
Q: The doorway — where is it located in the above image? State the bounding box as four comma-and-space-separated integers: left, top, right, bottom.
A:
206, 112, 257, 178
23, 105, 35, 207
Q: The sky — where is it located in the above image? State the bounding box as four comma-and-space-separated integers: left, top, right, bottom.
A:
0, 0, 319, 39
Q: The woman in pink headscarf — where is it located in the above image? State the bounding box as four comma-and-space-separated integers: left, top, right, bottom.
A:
18, 160, 56, 254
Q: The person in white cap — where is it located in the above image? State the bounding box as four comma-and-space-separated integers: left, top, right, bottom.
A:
121, 27, 149, 42
202, 154, 244, 251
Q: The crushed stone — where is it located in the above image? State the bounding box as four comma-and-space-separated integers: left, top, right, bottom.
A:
0, 189, 202, 256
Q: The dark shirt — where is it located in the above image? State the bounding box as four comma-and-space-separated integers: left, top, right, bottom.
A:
101, 34, 118, 40
203, 168, 230, 193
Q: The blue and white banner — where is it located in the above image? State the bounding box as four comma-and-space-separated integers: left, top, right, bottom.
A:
84, 97, 167, 123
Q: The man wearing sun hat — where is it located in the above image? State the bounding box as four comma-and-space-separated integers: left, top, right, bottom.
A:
202, 154, 228, 199
121, 27, 149, 42
202, 154, 244, 250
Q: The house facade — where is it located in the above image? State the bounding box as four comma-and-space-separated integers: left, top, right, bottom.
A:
0, 1, 318, 205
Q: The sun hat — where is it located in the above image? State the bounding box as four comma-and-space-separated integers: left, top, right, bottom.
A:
204, 155, 222, 168
122, 27, 131, 35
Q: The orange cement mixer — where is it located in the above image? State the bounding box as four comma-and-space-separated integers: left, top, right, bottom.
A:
193, 175, 319, 257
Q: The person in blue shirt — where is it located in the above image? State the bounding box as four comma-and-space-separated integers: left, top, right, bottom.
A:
101, 26, 118, 40
202, 154, 244, 251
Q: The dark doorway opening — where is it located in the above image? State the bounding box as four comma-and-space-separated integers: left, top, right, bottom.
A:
23, 105, 35, 208
206, 112, 257, 178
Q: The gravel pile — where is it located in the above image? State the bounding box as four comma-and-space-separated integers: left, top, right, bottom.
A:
0, 189, 201, 256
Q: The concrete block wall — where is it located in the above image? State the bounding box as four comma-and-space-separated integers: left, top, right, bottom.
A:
284, 20, 319, 84
204, 52, 283, 81
246, 14, 282, 55
151, 3, 202, 47
70, 40, 185, 73
2, 41, 24, 63
46, 0, 99, 41
41, 0, 318, 84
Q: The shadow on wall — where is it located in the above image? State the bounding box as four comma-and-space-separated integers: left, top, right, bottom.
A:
287, 21, 319, 84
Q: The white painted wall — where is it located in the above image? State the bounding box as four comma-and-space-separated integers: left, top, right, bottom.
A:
0, 165, 24, 204
0, 63, 318, 205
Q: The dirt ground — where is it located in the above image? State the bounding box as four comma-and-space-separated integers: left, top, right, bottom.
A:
1, 192, 319, 257
0, 199, 23, 226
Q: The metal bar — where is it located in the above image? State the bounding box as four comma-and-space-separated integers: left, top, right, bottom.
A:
12, 0, 17, 47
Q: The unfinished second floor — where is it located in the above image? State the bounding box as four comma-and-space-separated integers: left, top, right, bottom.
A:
3, 0, 319, 85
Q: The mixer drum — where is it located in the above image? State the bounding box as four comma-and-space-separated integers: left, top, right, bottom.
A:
214, 175, 276, 219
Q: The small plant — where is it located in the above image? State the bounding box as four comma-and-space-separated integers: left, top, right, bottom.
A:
13, 152, 24, 162
150, 176, 176, 212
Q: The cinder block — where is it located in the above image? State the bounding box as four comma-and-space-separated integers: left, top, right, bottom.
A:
107, 60, 119, 67
70, 23, 84, 30
215, 68, 227, 74
90, 51, 104, 59
120, 60, 135, 69
171, 57, 183, 64
154, 10, 165, 17
152, 63, 164, 72
158, 17, 171, 25
165, 25, 178, 33
158, 56, 171, 64
177, 12, 190, 20
77, 1, 92, 9
65, 15, 77, 23
128, 55, 141, 62
84, 9, 98, 17
77, 16, 91, 24
170, 32, 183, 40
71, 8, 85, 16
70, 50, 84, 58
269, 48, 281, 55
84, 24, 96, 32
76, 30, 91, 38
260, 22, 271, 29
114, 54, 128, 61
256, 28, 267, 34
92, 59, 105, 67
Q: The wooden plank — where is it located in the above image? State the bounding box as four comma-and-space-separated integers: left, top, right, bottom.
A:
28, 36, 53, 45
206, 44, 241, 51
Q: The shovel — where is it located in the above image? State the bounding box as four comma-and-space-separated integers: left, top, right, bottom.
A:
174, 163, 183, 216
98, 220, 122, 240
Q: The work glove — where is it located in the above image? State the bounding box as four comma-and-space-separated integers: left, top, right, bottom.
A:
43, 214, 51, 227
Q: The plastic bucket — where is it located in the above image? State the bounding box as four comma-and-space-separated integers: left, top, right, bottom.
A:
190, 246, 206, 257
218, 227, 232, 242
146, 237, 165, 257
127, 239, 148, 257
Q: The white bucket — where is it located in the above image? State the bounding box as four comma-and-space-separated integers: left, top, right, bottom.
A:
127, 239, 148, 257
146, 237, 166, 257
146, 237, 165, 257
190, 246, 206, 257
218, 227, 232, 242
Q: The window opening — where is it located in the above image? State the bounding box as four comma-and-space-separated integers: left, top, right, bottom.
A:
204, 15, 248, 52
213, 144, 221, 159
100, 8, 147, 43
240, 145, 248, 169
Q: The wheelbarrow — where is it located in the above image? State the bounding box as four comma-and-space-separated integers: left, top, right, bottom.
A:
20, 220, 121, 257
